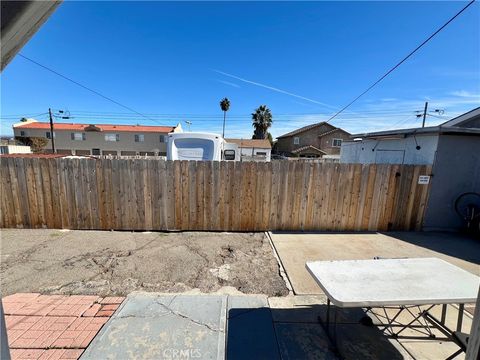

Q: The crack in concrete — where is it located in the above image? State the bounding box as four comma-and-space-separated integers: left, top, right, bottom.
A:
153, 297, 224, 333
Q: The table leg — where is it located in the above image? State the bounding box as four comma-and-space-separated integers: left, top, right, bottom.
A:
456, 304, 464, 332
333, 305, 338, 350
317, 299, 340, 356
441, 304, 447, 325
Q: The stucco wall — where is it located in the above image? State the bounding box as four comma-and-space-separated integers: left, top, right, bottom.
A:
13, 128, 169, 155
423, 134, 480, 231
340, 134, 439, 165
276, 124, 350, 155
239, 147, 271, 161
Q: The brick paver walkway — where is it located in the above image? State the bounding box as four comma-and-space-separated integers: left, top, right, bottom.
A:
2, 293, 125, 360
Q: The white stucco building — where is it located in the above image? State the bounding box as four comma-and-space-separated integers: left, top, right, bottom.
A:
225, 138, 272, 161
340, 107, 480, 165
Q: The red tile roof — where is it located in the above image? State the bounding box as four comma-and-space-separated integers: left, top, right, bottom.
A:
14, 122, 175, 133
0, 153, 94, 159
0, 153, 63, 158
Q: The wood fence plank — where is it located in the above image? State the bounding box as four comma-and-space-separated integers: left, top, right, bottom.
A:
226, 161, 235, 231
202, 161, 213, 230
212, 161, 221, 230
96, 159, 107, 230
188, 161, 197, 230
39, 158, 54, 228
379, 165, 399, 231
180, 161, 189, 230
198, 161, 207, 231
174, 160, 182, 230
269, 161, 281, 229
232, 161, 242, 231
304, 162, 318, 230
414, 165, 432, 230
1, 159, 14, 227
218, 161, 226, 230
166, 160, 175, 230
261, 162, 272, 231
292, 162, 304, 230
326, 164, 340, 231
361, 164, 377, 231
7, 158, 23, 227
346, 164, 362, 231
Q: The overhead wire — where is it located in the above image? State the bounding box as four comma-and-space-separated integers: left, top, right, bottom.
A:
17, 54, 163, 125
325, 0, 476, 123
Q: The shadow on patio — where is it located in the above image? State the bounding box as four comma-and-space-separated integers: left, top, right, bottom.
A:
226, 305, 410, 360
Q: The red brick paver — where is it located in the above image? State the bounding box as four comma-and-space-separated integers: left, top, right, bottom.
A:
81, 304, 101, 317
99, 296, 124, 304
3, 293, 125, 360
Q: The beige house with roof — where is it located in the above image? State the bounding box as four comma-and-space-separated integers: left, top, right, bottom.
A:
274, 122, 351, 158
13, 119, 182, 156
225, 138, 272, 161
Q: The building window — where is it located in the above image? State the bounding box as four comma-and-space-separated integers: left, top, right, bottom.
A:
160, 135, 167, 143
257, 152, 267, 156
224, 150, 235, 160
46, 132, 56, 139
332, 138, 343, 147
293, 137, 300, 145
134, 134, 145, 142
92, 148, 101, 155
71, 132, 86, 141
20, 131, 26, 137
105, 133, 120, 142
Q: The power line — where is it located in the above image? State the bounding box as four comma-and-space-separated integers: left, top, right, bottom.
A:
17, 54, 159, 124
326, 0, 476, 123
66, 108, 417, 116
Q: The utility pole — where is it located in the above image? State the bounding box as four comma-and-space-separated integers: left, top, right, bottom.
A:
422, 102, 428, 128
48, 108, 55, 153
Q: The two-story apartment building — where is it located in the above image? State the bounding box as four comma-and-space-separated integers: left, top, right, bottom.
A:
274, 122, 351, 158
13, 119, 182, 156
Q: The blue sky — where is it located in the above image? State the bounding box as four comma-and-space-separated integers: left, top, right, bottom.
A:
1, 1, 479, 138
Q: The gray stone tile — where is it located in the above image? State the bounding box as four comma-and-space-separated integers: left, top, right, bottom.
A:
226, 295, 280, 360
334, 324, 412, 360
81, 293, 227, 360
399, 339, 464, 360
274, 322, 337, 360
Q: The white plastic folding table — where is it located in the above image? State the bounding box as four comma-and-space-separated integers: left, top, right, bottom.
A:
306, 258, 480, 354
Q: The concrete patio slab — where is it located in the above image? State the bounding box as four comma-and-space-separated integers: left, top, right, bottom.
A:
270, 231, 480, 295
398, 339, 464, 360
81, 293, 227, 360
226, 295, 280, 359
274, 322, 335, 360
335, 323, 413, 360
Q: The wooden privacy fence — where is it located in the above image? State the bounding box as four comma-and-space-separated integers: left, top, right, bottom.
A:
0, 158, 432, 231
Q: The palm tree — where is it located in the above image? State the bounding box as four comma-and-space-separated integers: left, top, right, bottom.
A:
220, 97, 230, 138
252, 105, 273, 139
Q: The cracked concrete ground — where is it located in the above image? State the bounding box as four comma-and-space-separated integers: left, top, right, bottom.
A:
81, 292, 413, 360
0, 229, 288, 297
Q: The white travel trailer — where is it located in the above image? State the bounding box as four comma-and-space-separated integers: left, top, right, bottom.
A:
167, 132, 239, 161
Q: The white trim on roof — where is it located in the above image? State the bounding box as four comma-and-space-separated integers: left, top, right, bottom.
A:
440, 107, 480, 127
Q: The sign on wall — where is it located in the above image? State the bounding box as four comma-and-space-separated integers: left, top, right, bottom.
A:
418, 175, 430, 185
